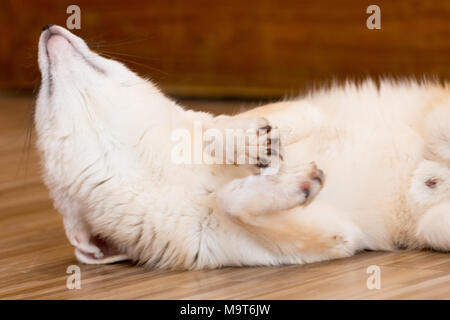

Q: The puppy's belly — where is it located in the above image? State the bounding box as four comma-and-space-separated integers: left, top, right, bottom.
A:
282, 121, 424, 242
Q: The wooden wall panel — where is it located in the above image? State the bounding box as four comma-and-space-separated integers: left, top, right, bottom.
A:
0, 0, 449, 98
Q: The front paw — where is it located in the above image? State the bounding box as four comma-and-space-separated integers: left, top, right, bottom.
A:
228, 117, 282, 168
299, 162, 324, 202
279, 162, 325, 207
252, 121, 282, 169
207, 116, 282, 168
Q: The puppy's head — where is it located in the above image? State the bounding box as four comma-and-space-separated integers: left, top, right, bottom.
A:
34, 25, 174, 204
35, 25, 170, 149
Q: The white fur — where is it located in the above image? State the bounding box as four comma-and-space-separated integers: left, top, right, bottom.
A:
35, 26, 450, 269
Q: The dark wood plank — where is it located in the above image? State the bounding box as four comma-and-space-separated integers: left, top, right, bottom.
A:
1, 0, 449, 97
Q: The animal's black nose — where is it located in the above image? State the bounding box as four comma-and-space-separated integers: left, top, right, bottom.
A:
42, 24, 55, 32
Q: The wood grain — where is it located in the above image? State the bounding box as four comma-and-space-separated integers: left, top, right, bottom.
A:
0, 96, 449, 300
0, 0, 449, 98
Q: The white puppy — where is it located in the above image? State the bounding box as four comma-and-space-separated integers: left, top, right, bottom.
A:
35, 25, 450, 269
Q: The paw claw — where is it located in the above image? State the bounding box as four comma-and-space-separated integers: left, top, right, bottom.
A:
283, 162, 326, 206
254, 123, 282, 169
310, 168, 324, 185
302, 187, 310, 199
259, 125, 272, 133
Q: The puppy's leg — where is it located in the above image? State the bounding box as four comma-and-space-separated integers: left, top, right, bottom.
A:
237, 100, 323, 146
423, 102, 450, 163
205, 100, 324, 168
217, 195, 364, 264
206, 115, 280, 168
416, 202, 450, 251
216, 163, 367, 262
217, 162, 324, 220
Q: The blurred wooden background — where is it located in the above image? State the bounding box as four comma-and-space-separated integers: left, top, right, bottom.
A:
0, 0, 449, 98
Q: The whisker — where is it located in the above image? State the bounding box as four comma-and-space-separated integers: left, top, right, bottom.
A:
17, 80, 39, 179
93, 49, 161, 62
86, 36, 153, 49
93, 51, 169, 76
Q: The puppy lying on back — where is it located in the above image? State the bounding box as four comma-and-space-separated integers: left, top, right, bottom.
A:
35, 25, 450, 269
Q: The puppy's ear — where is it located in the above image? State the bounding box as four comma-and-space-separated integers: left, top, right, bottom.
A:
75, 236, 129, 265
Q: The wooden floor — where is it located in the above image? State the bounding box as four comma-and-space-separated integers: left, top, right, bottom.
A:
0, 95, 449, 300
